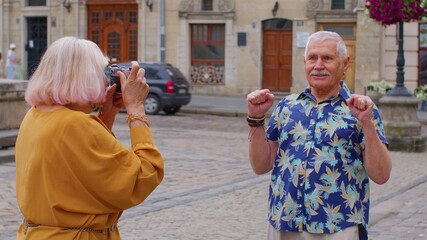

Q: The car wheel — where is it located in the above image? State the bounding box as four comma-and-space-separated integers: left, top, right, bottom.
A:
163, 106, 181, 115
144, 94, 161, 115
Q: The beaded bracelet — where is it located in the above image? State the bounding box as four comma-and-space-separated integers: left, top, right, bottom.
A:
246, 115, 265, 127
126, 113, 150, 127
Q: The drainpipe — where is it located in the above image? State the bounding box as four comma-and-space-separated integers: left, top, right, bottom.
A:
160, 0, 165, 63
0, 0, 3, 60
76, 0, 80, 37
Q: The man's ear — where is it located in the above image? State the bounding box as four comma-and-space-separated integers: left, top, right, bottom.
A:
343, 56, 350, 70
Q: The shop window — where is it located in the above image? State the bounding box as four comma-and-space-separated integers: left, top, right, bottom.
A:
190, 24, 225, 84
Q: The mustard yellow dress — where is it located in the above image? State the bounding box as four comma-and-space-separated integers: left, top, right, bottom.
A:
15, 107, 164, 240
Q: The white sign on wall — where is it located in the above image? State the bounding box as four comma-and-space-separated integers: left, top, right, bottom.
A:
297, 32, 309, 48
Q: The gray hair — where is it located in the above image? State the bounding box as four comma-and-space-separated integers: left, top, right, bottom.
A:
25, 36, 109, 106
304, 31, 347, 60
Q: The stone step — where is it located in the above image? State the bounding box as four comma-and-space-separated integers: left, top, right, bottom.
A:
0, 148, 15, 164
0, 129, 18, 149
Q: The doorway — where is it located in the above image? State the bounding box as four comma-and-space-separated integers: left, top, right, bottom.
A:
262, 19, 293, 92
87, 0, 138, 63
318, 23, 357, 91
26, 17, 47, 79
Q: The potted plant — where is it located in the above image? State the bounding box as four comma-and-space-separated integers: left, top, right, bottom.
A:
415, 84, 427, 111
366, 80, 393, 105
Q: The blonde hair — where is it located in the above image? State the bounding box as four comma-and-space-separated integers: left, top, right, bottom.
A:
25, 36, 109, 106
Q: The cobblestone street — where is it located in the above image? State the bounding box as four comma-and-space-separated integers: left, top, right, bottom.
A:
1, 113, 427, 239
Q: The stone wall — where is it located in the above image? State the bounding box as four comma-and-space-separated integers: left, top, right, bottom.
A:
0, 79, 28, 130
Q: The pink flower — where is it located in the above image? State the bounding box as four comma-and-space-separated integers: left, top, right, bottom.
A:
366, 0, 427, 25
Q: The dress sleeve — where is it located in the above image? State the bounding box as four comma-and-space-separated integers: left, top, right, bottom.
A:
55, 114, 164, 212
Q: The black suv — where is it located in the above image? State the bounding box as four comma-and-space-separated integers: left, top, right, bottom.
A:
107, 62, 191, 115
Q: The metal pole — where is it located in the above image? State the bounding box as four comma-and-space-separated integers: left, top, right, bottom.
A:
160, 0, 165, 63
387, 20, 413, 96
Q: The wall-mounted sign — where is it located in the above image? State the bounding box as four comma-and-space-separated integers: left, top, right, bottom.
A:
297, 32, 309, 48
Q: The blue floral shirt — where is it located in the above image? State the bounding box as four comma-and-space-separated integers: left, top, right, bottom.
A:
266, 82, 388, 240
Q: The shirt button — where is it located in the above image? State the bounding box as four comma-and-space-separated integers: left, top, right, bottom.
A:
300, 182, 304, 187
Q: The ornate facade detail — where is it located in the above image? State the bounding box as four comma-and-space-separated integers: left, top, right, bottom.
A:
306, 0, 323, 18
218, 0, 235, 12
179, 0, 195, 12
179, 0, 235, 18
307, 0, 322, 11
306, 0, 357, 20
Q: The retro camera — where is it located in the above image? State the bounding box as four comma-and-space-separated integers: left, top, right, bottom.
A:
108, 64, 131, 93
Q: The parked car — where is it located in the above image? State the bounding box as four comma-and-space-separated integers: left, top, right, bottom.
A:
106, 62, 191, 115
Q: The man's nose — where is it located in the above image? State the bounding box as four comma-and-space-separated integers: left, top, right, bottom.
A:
314, 59, 324, 69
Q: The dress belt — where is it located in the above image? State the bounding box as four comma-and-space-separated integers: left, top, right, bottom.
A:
23, 219, 116, 235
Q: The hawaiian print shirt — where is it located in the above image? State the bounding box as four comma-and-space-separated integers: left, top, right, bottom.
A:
266, 82, 388, 240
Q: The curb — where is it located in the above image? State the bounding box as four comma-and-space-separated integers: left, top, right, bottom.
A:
180, 108, 247, 117
180, 107, 274, 118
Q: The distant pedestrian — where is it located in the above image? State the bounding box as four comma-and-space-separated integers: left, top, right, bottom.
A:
7, 43, 17, 79
246, 31, 392, 240
15, 36, 164, 239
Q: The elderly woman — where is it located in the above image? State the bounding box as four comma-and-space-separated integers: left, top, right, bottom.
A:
15, 36, 164, 239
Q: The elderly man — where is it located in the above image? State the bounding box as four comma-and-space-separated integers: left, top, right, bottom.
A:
246, 31, 392, 240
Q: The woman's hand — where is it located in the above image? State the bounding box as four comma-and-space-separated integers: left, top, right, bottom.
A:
97, 83, 125, 130
119, 61, 149, 114
101, 84, 124, 116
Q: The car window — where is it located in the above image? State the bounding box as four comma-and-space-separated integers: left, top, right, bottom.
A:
167, 67, 185, 78
167, 67, 188, 84
144, 67, 161, 80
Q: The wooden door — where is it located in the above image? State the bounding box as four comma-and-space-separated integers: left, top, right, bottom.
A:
318, 23, 356, 91
262, 30, 293, 92
102, 22, 126, 62
87, 1, 138, 64
344, 39, 356, 91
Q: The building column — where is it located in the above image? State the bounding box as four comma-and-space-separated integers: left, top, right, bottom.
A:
354, 2, 382, 94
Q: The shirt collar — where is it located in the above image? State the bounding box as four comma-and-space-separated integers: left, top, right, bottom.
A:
298, 80, 352, 102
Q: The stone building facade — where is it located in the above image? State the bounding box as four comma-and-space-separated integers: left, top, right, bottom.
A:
0, 0, 423, 96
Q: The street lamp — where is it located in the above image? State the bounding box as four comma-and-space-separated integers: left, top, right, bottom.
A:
272, 1, 279, 17
386, 20, 414, 96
